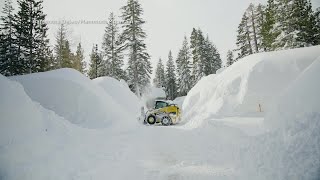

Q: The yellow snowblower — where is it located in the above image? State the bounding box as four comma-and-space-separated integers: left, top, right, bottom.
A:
144, 100, 181, 126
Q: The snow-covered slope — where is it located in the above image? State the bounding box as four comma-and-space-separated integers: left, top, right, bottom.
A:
183, 46, 320, 127
10, 68, 132, 129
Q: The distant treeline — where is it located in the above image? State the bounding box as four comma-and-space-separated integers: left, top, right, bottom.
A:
0, 0, 319, 98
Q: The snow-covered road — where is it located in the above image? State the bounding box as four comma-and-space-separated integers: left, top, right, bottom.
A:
79, 116, 263, 180
137, 117, 264, 179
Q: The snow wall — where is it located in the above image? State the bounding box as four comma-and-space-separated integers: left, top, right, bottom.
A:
238, 57, 320, 180
183, 46, 320, 126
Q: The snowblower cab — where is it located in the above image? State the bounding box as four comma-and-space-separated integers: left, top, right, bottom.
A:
155, 100, 169, 109
144, 100, 181, 126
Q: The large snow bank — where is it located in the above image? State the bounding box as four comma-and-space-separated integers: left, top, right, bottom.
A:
0, 74, 140, 180
239, 57, 320, 180
183, 46, 320, 126
0, 75, 44, 146
266, 56, 320, 130
0, 75, 73, 179
93, 76, 142, 117
10, 68, 131, 129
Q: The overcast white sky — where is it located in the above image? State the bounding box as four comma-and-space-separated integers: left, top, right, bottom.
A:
1, 0, 320, 74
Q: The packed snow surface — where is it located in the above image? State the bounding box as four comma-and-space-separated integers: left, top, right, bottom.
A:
1, 46, 320, 180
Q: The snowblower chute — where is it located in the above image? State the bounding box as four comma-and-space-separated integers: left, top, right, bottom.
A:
144, 100, 181, 126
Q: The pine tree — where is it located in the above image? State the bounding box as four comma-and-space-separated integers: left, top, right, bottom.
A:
316, 7, 320, 27
54, 24, 67, 69
190, 28, 198, 85
272, 0, 297, 49
203, 35, 222, 75
236, 3, 266, 59
190, 29, 221, 85
0, 32, 5, 74
165, 51, 178, 100
190, 28, 199, 63
255, 4, 266, 51
190, 29, 206, 84
316, 8, 320, 43
13, 0, 29, 74
195, 29, 206, 80
0, 0, 18, 76
176, 36, 192, 96
121, 0, 152, 95
316, 7, 320, 25
226, 50, 234, 67
248, 3, 260, 53
53, 23, 74, 69
61, 40, 73, 68
73, 42, 86, 73
272, 0, 319, 49
202, 35, 212, 76
14, 0, 51, 74
235, 3, 268, 59
272, 0, 291, 49
261, 0, 279, 51
212, 44, 222, 73
37, 38, 52, 72
293, 0, 319, 46
88, 44, 102, 79
46, 48, 55, 70
153, 58, 166, 88
236, 13, 253, 59
102, 12, 125, 80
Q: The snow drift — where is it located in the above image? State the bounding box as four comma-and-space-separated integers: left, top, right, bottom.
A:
10, 68, 132, 129
183, 46, 320, 127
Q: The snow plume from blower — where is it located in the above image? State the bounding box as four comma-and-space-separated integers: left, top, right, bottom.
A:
93, 76, 142, 118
